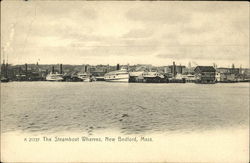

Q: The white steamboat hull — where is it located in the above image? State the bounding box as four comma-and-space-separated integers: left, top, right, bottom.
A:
46, 77, 63, 81
46, 74, 64, 81
83, 78, 91, 82
105, 78, 129, 82
104, 68, 129, 82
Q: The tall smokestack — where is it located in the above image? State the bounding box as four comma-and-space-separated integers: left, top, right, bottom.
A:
180, 64, 182, 74
173, 62, 176, 77
59, 64, 63, 74
116, 64, 120, 70
52, 66, 54, 74
25, 63, 28, 80
5, 63, 8, 78
19, 67, 22, 75
84, 65, 88, 72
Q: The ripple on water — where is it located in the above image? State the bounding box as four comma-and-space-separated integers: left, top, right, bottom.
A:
1, 82, 249, 134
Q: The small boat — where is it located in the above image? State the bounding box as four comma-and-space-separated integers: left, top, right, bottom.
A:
104, 67, 129, 82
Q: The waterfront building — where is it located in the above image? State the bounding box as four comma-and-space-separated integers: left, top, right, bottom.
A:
215, 67, 240, 82
194, 66, 216, 83
216, 72, 236, 82
142, 71, 165, 83
129, 71, 167, 83
129, 71, 144, 82
167, 65, 186, 74
164, 62, 186, 76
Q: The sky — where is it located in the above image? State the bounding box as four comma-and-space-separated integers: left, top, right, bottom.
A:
1, 1, 249, 67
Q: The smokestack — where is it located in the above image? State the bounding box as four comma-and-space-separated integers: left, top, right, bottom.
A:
173, 62, 176, 77
5, 63, 8, 78
116, 64, 120, 70
164, 67, 167, 73
52, 66, 54, 74
19, 67, 22, 75
180, 64, 182, 74
25, 63, 28, 73
84, 65, 88, 72
59, 64, 63, 74
25, 63, 28, 80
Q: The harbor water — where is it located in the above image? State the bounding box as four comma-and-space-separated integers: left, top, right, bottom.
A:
1, 82, 249, 135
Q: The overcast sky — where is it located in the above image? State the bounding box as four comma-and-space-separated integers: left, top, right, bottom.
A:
1, 1, 249, 67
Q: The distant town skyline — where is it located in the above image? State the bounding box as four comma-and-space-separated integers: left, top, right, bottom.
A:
1, 1, 249, 68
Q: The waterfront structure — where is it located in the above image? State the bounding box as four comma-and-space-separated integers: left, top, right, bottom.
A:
129, 71, 144, 82
13, 63, 47, 81
216, 72, 236, 82
145, 71, 165, 82
2, 63, 249, 83
215, 67, 240, 82
240, 68, 250, 81
89, 65, 107, 81
183, 74, 196, 83
129, 71, 162, 82
194, 66, 216, 84
165, 63, 186, 76
142, 71, 166, 83
0, 54, 9, 82
129, 71, 169, 83
0, 63, 9, 82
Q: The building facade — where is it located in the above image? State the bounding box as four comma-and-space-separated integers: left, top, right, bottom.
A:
194, 66, 216, 83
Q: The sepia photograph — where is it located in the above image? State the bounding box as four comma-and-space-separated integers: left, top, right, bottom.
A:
1, 0, 249, 162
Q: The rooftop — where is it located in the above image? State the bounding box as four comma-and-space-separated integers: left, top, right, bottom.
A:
195, 66, 216, 72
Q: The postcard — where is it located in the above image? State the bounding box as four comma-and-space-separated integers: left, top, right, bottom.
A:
1, 1, 249, 162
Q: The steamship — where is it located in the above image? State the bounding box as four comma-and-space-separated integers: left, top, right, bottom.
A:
46, 72, 64, 81
46, 64, 64, 81
104, 67, 129, 82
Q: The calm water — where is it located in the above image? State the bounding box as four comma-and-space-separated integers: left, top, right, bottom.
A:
1, 82, 249, 135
